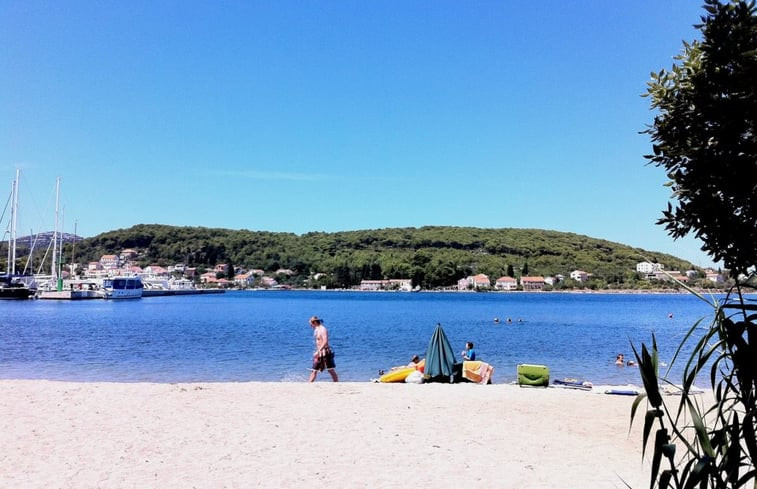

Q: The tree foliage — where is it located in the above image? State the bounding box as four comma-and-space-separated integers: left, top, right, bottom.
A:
62, 224, 695, 289
633, 2, 757, 487
643, 0, 757, 275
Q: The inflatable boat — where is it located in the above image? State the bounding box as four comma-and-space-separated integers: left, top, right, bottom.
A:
379, 359, 425, 383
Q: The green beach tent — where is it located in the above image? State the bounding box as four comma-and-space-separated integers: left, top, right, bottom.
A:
423, 323, 461, 383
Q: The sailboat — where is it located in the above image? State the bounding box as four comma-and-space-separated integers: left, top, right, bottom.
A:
36, 178, 100, 300
1, 169, 37, 299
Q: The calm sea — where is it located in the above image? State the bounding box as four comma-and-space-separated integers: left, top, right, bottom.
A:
0, 291, 727, 386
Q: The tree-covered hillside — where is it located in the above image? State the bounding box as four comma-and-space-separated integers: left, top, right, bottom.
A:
66, 224, 697, 289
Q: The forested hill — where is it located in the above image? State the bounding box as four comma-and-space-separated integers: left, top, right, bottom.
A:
71, 224, 697, 289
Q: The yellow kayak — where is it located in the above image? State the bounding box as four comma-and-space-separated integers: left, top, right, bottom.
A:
379, 366, 416, 383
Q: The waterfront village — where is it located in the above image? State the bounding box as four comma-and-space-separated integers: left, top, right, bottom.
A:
77, 248, 728, 292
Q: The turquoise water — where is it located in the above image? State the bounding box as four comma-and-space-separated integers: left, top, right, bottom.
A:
1, 291, 723, 385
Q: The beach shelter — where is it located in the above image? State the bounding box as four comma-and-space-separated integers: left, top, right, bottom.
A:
423, 323, 460, 383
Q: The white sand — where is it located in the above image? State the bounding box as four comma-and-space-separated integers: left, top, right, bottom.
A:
0, 380, 659, 488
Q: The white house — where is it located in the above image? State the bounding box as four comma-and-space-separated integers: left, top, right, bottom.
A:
637, 262, 664, 274
234, 272, 256, 287
387, 279, 412, 291
261, 277, 278, 288
495, 276, 517, 291
359, 279, 412, 291
569, 270, 589, 282
144, 265, 169, 276
653, 270, 688, 282
120, 249, 138, 261
360, 280, 384, 291
200, 272, 218, 284
99, 254, 120, 270
544, 276, 559, 286
472, 274, 491, 289
706, 271, 724, 283
458, 274, 490, 290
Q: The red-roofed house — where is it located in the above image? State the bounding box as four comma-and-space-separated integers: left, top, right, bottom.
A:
200, 272, 218, 284
234, 273, 256, 287
261, 277, 278, 288
472, 274, 491, 288
120, 249, 138, 260
144, 265, 168, 276
495, 276, 517, 291
706, 271, 724, 283
100, 254, 120, 269
520, 276, 545, 291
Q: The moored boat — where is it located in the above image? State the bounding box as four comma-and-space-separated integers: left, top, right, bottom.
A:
1, 170, 37, 300
37, 279, 102, 300
0, 274, 37, 299
102, 276, 143, 299
141, 276, 224, 297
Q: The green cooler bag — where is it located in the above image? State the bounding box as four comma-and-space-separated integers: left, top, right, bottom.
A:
517, 364, 549, 387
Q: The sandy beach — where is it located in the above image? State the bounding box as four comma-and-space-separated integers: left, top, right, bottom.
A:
0, 380, 663, 488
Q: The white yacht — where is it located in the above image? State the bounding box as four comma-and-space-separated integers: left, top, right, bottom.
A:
102, 276, 143, 299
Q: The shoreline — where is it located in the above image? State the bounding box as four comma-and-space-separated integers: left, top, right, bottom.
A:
0, 379, 673, 488
236, 287, 742, 295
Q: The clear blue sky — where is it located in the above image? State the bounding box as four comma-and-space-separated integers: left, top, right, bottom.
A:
1, 1, 719, 267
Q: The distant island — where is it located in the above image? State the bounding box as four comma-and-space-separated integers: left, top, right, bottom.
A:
6, 224, 730, 292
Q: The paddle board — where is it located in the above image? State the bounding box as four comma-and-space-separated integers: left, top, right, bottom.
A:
553, 378, 593, 390
604, 389, 640, 396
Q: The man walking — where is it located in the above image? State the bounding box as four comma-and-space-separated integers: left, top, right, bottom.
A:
308, 316, 338, 382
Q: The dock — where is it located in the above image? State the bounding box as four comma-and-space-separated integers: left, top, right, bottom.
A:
36, 288, 226, 300
141, 289, 226, 297
37, 290, 102, 300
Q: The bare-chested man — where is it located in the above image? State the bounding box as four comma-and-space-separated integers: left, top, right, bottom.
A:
308, 316, 338, 382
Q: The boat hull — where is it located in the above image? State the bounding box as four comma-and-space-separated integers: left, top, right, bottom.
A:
103, 289, 142, 300
37, 290, 102, 300
379, 366, 417, 383
0, 286, 36, 300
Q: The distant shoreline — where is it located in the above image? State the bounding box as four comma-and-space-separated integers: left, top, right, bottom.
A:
240, 287, 744, 295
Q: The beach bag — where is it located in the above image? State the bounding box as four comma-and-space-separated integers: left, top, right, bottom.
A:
405, 370, 424, 384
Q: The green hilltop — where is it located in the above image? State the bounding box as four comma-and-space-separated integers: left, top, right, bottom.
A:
69, 224, 700, 290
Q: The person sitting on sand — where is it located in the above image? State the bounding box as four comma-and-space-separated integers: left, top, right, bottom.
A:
461, 342, 476, 361
388, 355, 421, 372
389, 355, 421, 371
615, 353, 624, 366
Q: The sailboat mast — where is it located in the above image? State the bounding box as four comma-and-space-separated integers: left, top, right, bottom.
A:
51, 177, 60, 279
71, 220, 77, 279
10, 169, 20, 275
5, 179, 12, 273
58, 206, 65, 279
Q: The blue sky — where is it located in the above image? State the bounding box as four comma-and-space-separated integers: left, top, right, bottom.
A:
1, 1, 719, 267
